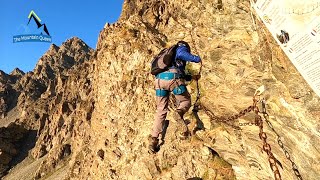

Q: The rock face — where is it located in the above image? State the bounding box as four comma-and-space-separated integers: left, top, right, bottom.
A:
9, 68, 25, 77
1, 0, 320, 180
0, 123, 29, 177
0, 37, 94, 179
0, 70, 21, 119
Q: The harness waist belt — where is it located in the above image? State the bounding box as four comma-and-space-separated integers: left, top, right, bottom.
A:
156, 72, 184, 80
156, 89, 169, 97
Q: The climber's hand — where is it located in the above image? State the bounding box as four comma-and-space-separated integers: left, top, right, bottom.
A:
192, 75, 201, 80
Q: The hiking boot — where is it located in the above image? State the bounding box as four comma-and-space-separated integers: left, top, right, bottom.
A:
178, 131, 190, 140
148, 135, 159, 153
173, 111, 190, 140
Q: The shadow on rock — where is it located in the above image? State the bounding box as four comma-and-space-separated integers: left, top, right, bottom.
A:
9, 130, 37, 167
0, 123, 37, 177
187, 178, 202, 180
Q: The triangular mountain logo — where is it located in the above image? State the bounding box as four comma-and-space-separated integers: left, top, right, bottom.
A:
28, 10, 50, 36
13, 10, 52, 43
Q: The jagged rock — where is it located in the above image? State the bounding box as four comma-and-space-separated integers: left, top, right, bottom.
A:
9, 68, 24, 77
0, 70, 9, 82
0, 37, 95, 178
0, 70, 18, 118
9, 68, 25, 85
0, 98, 7, 119
33, 37, 93, 83
1, 0, 320, 180
0, 123, 29, 177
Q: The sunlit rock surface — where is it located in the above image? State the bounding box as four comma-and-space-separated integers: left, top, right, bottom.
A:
1, 0, 319, 179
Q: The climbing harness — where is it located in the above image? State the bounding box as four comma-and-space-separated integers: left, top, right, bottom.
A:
155, 89, 169, 97
172, 85, 187, 95
155, 72, 186, 97
156, 72, 184, 80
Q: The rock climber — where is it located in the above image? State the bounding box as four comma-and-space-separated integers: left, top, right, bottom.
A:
149, 41, 201, 153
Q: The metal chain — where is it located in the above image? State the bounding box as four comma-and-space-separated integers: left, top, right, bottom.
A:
253, 96, 282, 180
202, 104, 253, 123
239, 122, 259, 126
261, 99, 303, 180
202, 104, 254, 130
189, 30, 202, 108
201, 95, 282, 180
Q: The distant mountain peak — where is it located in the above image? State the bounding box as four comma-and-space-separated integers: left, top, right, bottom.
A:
62, 37, 89, 48
9, 68, 25, 76
47, 44, 60, 55
60, 37, 93, 54
0, 70, 8, 76
32, 36, 94, 80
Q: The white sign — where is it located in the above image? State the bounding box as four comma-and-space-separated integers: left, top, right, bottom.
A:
254, 0, 320, 97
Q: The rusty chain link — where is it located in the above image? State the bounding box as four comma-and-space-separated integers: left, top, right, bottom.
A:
261, 99, 303, 180
202, 104, 254, 129
200, 95, 283, 180
189, 29, 202, 109
239, 122, 259, 126
253, 95, 282, 180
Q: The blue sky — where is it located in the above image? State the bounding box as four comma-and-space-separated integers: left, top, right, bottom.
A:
0, 0, 124, 74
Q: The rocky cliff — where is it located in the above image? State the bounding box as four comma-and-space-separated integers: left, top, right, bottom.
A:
1, 0, 320, 180
0, 37, 94, 178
